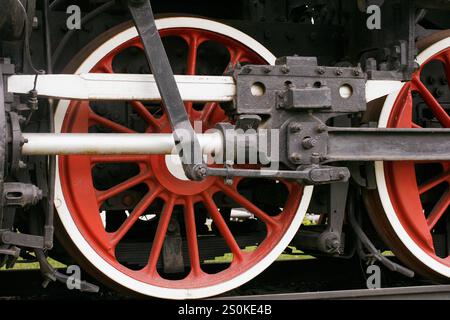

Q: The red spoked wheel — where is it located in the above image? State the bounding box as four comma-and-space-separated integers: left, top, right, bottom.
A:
54, 17, 313, 299
367, 34, 450, 280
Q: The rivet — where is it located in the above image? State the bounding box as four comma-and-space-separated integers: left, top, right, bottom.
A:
289, 153, 302, 163
281, 66, 290, 74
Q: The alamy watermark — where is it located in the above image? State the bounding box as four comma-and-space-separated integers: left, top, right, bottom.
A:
366, 4, 381, 30
66, 264, 82, 290
366, 264, 381, 289
66, 5, 81, 30
64, 3, 382, 36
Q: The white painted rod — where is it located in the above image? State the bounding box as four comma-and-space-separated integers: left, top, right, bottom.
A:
8, 74, 236, 102
8, 73, 403, 104
21, 133, 223, 156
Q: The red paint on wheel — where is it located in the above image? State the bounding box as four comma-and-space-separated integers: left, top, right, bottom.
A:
384, 47, 450, 264
59, 27, 304, 289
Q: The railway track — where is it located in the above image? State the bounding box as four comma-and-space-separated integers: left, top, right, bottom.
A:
220, 285, 450, 300
0, 258, 447, 300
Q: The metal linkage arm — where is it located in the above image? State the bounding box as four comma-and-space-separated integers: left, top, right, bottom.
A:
20, 128, 450, 162
326, 127, 450, 162
128, 0, 206, 180
286, 122, 450, 166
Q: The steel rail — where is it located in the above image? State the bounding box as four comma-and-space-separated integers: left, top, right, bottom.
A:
216, 285, 450, 300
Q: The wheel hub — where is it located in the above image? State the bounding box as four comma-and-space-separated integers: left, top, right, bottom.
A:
151, 154, 215, 196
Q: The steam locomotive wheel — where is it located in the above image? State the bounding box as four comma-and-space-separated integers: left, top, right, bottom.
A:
53, 17, 313, 299
368, 34, 450, 280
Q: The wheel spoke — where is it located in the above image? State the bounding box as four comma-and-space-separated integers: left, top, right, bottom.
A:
412, 76, 450, 127
89, 111, 136, 134
95, 56, 114, 73
385, 162, 436, 252
110, 187, 162, 247
217, 182, 278, 231
228, 48, 244, 68
200, 102, 218, 123
129, 101, 162, 130
201, 192, 243, 261
427, 190, 450, 230
441, 51, 450, 91
183, 35, 202, 117
419, 168, 450, 194
97, 171, 152, 203
146, 196, 176, 273
184, 197, 202, 275
186, 34, 199, 75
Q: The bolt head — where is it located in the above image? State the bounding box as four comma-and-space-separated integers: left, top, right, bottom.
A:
302, 137, 318, 149
338, 170, 348, 179
330, 240, 340, 249
198, 167, 207, 176
290, 123, 302, 133
289, 153, 302, 163
241, 67, 251, 74
192, 165, 208, 180
281, 66, 290, 74
317, 124, 327, 133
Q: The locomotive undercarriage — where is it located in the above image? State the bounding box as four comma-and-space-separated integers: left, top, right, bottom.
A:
0, 0, 449, 299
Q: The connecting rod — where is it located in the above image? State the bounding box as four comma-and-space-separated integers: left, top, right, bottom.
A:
7, 74, 401, 103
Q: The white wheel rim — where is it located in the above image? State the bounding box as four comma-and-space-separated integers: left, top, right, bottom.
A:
54, 17, 313, 299
374, 37, 450, 278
